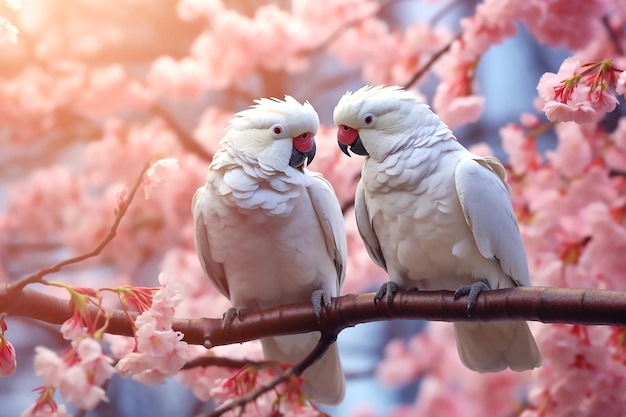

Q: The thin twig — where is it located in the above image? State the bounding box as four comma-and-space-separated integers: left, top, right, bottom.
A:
602, 15, 624, 56
8, 162, 151, 293
301, 0, 408, 55
202, 333, 337, 417
428, 0, 462, 27
403, 31, 462, 89
151, 104, 213, 162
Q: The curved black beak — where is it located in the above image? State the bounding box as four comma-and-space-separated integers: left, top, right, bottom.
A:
339, 142, 351, 157
289, 141, 317, 168
338, 136, 369, 157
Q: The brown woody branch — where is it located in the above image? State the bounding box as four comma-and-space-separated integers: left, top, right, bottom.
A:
2, 286, 626, 348
201, 333, 338, 417
8, 162, 150, 294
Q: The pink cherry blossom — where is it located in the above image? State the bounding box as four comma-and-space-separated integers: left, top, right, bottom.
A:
0, 336, 16, 377
21, 393, 73, 417
499, 123, 542, 176
209, 363, 327, 417
59, 365, 108, 410
538, 57, 620, 123
178, 343, 263, 401
517, 0, 608, 50
546, 122, 593, 178
33, 338, 114, 411
456, 0, 518, 61
143, 158, 180, 200
432, 83, 485, 129
115, 272, 189, 381
33, 346, 65, 387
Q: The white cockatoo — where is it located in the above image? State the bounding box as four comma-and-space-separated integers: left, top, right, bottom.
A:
332, 85, 541, 373
192, 96, 347, 404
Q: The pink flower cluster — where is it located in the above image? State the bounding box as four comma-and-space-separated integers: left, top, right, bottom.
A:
114, 272, 189, 383
538, 58, 622, 123
33, 338, 114, 411
376, 323, 531, 417
522, 324, 626, 417
209, 364, 328, 417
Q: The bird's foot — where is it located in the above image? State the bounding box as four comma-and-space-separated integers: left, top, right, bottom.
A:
374, 281, 404, 305
453, 280, 491, 317
311, 289, 333, 323
222, 307, 247, 330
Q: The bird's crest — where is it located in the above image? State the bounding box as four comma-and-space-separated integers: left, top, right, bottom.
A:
228, 96, 319, 132
336, 85, 422, 111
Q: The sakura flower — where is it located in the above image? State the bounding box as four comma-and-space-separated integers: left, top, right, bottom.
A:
143, 158, 180, 199
59, 365, 108, 410
209, 364, 326, 416
116, 272, 188, 381
74, 338, 115, 386
33, 346, 65, 387
59, 339, 114, 410
116, 351, 152, 377
457, 0, 518, 60
499, 123, 541, 175
59, 315, 88, 341
151, 271, 184, 324
0, 335, 16, 377
518, 0, 607, 50
178, 343, 263, 401
136, 315, 184, 360
432, 78, 485, 129
538, 58, 621, 124
546, 122, 593, 178
21, 404, 72, 417
21, 389, 73, 417
33, 338, 114, 411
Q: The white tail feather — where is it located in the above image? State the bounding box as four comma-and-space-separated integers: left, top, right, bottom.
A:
453, 321, 541, 372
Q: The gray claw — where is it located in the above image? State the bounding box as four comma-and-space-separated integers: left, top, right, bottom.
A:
311, 289, 333, 323
374, 281, 403, 305
222, 307, 247, 329
453, 280, 491, 317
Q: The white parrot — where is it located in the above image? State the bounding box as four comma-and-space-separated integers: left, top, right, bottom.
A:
333, 85, 541, 373
192, 96, 347, 404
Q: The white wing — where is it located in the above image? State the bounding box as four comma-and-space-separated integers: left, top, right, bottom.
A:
192, 186, 229, 297
307, 172, 348, 290
354, 180, 386, 271
454, 157, 530, 286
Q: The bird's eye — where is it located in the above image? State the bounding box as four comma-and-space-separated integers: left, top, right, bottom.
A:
362, 113, 375, 125
270, 124, 284, 136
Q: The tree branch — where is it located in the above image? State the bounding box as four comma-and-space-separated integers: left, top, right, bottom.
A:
200, 333, 337, 417
403, 31, 462, 89
151, 104, 213, 162
3, 286, 626, 349
182, 356, 262, 371
8, 162, 150, 293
